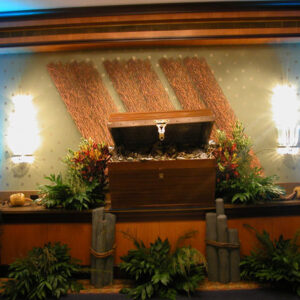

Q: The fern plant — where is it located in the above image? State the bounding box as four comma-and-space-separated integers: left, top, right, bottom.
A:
38, 174, 73, 208
240, 225, 300, 296
217, 170, 284, 204
38, 174, 105, 210
1, 242, 83, 300
120, 234, 205, 300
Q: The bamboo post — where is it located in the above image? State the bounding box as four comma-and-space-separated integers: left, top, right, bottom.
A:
216, 198, 224, 216
217, 214, 230, 283
205, 212, 219, 281
91, 207, 116, 287
228, 228, 240, 282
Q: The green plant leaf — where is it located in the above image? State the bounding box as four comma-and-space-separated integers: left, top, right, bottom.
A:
213, 122, 285, 204
119, 234, 205, 299
1, 242, 83, 300
241, 225, 300, 296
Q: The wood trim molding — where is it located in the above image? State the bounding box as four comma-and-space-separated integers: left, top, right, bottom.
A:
2, 10, 300, 29
1, 2, 300, 52
1, 183, 299, 223
1, 2, 300, 20
2, 200, 300, 223
109, 200, 300, 221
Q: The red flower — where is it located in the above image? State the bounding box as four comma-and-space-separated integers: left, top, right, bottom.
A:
230, 163, 238, 170
233, 170, 239, 177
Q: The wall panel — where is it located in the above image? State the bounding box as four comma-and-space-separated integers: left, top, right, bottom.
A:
2, 215, 300, 266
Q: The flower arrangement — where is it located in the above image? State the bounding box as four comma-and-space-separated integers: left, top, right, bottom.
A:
38, 138, 111, 210
65, 138, 111, 187
211, 122, 284, 204
212, 138, 239, 182
212, 122, 252, 182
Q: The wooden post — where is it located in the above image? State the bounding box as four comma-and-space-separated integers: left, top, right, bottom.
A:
205, 212, 219, 281
228, 228, 240, 282
91, 207, 116, 287
216, 198, 224, 216
217, 214, 230, 283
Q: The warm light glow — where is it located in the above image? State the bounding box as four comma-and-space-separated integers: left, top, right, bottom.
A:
271, 85, 299, 128
11, 155, 34, 164
271, 84, 300, 155
7, 95, 40, 163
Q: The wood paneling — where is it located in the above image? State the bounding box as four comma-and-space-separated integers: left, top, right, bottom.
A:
1, 4, 300, 52
3, 9, 300, 30
115, 216, 300, 264
1, 223, 92, 265
2, 215, 300, 266
228, 216, 300, 256
47, 223, 92, 265
1, 224, 48, 264
1, 27, 300, 49
114, 220, 206, 264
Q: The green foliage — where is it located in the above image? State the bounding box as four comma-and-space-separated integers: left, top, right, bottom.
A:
38, 174, 104, 210
1, 242, 83, 300
217, 169, 284, 204
212, 122, 285, 204
119, 234, 205, 300
38, 138, 111, 210
38, 174, 72, 208
240, 225, 300, 296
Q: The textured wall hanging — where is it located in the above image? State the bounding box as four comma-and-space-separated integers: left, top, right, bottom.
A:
47, 61, 117, 145
104, 59, 174, 112
159, 56, 261, 168
160, 57, 237, 140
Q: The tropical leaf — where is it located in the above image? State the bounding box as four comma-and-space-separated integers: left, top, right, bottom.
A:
241, 225, 300, 296
1, 243, 83, 300
120, 233, 205, 299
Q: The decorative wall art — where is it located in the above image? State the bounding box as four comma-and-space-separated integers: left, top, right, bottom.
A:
1, 44, 300, 190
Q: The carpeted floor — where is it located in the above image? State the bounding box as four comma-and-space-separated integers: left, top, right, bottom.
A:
27, 288, 298, 299
0, 279, 298, 299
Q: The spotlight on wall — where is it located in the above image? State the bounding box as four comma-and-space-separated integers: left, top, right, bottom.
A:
7, 94, 40, 163
271, 84, 300, 155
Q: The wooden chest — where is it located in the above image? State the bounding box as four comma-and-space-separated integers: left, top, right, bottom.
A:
107, 110, 216, 209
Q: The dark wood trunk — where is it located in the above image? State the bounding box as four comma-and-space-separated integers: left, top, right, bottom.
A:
109, 159, 215, 209
108, 110, 216, 209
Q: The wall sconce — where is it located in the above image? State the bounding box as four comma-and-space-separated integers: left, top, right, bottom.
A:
271, 84, 300, 155
6, 94, 40, 163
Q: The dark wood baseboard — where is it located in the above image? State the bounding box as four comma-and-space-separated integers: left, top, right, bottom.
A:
1, 200, 300, 223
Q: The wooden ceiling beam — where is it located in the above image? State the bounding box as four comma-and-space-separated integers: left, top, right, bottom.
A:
1, 2, 300, 52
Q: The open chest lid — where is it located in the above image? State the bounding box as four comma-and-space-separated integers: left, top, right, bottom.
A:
107, 110, 215, 152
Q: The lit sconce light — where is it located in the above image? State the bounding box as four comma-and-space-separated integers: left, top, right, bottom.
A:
6, 94, 40, 163
271, 84, 300, 155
